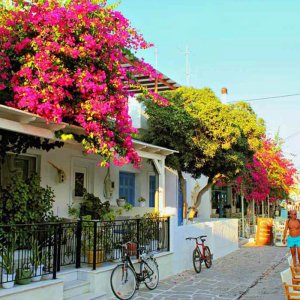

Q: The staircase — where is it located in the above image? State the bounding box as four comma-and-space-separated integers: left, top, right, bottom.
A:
57, 270, 107, 300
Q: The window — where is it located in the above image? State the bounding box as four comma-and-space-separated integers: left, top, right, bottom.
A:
119, 172, 135, 205
73, 167, 87, 198
0, 154, 37, 187
149, 175, 156, 208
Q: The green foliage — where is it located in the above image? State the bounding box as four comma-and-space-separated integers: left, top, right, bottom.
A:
123, 202, 133, 211
0, 235, 16, 274
142, 87, 266, 183
0, 174, 55, 225
31, 238, 46, 269
79, 190, 111, 220
137, 196, 146, 202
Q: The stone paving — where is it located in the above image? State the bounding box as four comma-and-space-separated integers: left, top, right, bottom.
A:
130, 246, 289, 300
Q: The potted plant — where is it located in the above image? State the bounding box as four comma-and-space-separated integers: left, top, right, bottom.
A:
0, 239, 16, 289
116, 197, 126, 207
122, 220, 137, 256
16, 263, 32, 285
31, 239, 45, 282
140, 212, 160, 251
137, 196, 146, 207
82, 217, 104, 267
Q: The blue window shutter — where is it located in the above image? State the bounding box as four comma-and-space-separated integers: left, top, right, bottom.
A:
119, 172, 135, 205
149, 175, 156, 208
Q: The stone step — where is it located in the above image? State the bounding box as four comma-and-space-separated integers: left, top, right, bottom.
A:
63, 280, 90, 299
57, 270, 78, 282
66, 291, 107, 300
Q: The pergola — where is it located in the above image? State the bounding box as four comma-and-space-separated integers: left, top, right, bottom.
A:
0, 67, 180, 212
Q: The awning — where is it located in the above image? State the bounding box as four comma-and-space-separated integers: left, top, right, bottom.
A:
0, 104, 177, 156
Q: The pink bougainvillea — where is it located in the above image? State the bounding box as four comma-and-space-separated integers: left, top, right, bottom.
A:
0, 0, 167, 167
235, 137, 297, 202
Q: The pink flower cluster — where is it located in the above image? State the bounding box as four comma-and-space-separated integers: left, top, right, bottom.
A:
0, 0, 168, 167
234, 138, 297, 202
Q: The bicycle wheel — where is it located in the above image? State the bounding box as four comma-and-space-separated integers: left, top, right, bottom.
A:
144, 258, 159, 290
110, 264, 137, 300
204, 246, 212, 268
193, 248, 202, 273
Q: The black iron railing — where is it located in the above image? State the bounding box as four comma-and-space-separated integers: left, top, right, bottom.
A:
0, 217, 170, 284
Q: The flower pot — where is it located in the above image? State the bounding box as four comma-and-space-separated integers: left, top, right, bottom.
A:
127, 242, 137, 256
139, 201, 146, 207
212, 208, 217, 214
149, 240, 159, 251
86, 249, 104, 267
236, 208, 240, 213
16, 268, 32, 285
116, 198, 126, 207
2, 273, 15, 289
31, 264, 44, 282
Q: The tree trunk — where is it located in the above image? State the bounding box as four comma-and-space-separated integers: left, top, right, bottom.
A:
194, 180, 213, 209
177, 170, 187, 220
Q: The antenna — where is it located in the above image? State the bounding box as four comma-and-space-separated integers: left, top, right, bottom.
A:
185, 46, 190, 86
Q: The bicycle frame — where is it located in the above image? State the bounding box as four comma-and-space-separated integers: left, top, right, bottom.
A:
121, 250, 155, 284
195, 239, 206, 260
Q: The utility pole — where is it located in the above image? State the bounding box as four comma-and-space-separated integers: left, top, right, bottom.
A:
154, 47, 158, 70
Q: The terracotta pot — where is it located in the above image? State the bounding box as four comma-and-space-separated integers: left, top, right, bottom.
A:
127, 242, 137, 256
86, 250, 104, 267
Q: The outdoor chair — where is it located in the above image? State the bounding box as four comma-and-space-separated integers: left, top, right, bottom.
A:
290, 267, 300, 285
283, 283, 300, 300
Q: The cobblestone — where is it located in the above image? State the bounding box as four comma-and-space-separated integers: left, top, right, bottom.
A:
129, 245, 289, 300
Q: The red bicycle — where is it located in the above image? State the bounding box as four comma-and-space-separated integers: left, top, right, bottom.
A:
186, 235, 212, 273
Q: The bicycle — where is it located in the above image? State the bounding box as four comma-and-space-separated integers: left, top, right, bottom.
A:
110, 241, 159, 300
186, 235, 212, 273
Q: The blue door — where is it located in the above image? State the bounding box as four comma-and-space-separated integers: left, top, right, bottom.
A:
178, 179, 184, 226
149, 175, 156, 208
119, 172, 135, 205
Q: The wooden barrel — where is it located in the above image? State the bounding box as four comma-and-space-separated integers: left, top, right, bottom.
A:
256, 217, 273, 245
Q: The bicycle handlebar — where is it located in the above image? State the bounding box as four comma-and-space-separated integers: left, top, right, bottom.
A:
185, 235, 207, 241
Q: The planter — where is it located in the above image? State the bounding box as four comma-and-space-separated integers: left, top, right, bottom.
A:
236, 208, 240, 213
149, 240, 159, 251
212, 208, 217, 214
139, 201, 146, 207
116, 198, 126, 207
127, 242, 137, 256
31, 264, 44, 282
16, 268, 32, 285
2, 273, 15, 289
231, 207, 236, 213
86, 249, 104, 267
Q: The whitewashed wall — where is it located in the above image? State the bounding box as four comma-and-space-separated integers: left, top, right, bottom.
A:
169, 216, 239, 274
27, 144, 156, 218
165, 168, 212, 221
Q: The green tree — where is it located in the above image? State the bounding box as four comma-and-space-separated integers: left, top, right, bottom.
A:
142, 87, 265, 217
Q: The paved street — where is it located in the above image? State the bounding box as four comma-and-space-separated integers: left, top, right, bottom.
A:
131, 246, 289, 300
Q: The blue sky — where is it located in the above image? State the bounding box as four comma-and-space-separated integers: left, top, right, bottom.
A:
115, 0, 300, 168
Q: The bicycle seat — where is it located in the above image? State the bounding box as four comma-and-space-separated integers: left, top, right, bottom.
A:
198, 235, 206, 241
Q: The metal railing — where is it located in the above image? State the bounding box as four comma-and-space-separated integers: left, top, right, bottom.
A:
0, 217, 170, 284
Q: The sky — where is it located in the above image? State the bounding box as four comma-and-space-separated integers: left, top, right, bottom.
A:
114, 0, 300, 169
